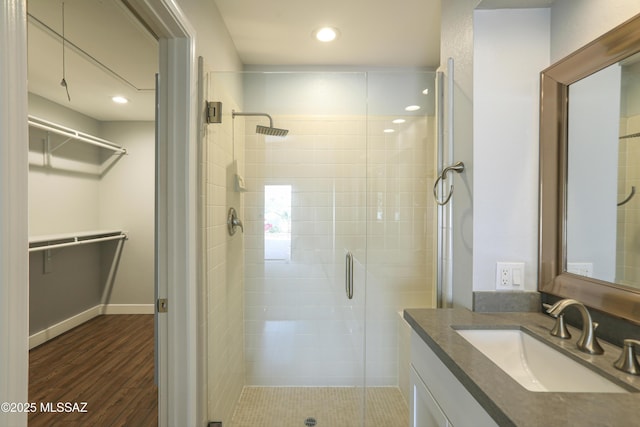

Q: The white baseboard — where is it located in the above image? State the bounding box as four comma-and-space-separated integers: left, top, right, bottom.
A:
29, 305, 102, 349
29, 303, 155, 349
102, 303, 155, 315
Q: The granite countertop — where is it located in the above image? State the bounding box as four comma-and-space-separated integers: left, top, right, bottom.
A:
403, 308, 640, 427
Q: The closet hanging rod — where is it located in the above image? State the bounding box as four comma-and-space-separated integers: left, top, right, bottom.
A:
28, 115, 127, 154
28, 233, 127, 253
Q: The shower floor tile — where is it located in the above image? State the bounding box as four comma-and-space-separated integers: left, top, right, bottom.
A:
229, 386, 408, 427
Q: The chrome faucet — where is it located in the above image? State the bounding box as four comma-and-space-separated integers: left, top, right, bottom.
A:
546, 299, 604, 355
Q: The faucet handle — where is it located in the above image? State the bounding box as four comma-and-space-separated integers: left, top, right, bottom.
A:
550, 314, 572, 339
614, 339, 640, 375
543, 303, 571, 339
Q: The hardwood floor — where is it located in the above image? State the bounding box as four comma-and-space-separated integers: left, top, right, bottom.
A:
29, 314, 157, 427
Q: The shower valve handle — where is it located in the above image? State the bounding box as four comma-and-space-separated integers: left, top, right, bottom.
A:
227, 207, 244, 236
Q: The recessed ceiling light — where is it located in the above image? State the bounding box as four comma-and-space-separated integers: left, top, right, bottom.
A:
383, 128, 395, 133
392, 119, 406, 124
315, 27, 339, 42
422, 88, 429, 95
405, 105, 420, 112
112, 96, 128, 104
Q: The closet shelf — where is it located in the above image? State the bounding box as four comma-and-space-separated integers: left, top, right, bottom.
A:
28, 115, 127, 155
28, 230, 127, 253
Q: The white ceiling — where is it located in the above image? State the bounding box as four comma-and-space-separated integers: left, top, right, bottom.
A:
27, 0, 443, 122
27, 0, 158, 122
213, 0, 442, 68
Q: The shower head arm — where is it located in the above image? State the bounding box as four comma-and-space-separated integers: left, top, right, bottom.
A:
231, 111, 274, 128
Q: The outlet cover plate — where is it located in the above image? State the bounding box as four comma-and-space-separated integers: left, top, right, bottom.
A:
496, 262, 525, 290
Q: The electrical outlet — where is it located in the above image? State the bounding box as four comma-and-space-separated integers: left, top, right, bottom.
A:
496, 262, 525, 290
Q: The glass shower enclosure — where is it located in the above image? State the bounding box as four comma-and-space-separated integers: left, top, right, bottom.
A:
204, 70, 437, 426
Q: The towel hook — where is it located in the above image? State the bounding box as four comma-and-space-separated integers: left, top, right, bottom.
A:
433, 161, 465, 206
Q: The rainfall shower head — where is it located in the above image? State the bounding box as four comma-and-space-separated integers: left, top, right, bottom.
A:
256, 124, 289, 137
232, 110, 289, 137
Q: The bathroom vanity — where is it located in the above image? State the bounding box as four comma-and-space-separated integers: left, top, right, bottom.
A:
404, 308, 640, 427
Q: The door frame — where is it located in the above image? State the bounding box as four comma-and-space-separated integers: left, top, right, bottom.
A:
0, 1, 29, 426
0, 1, 200, 426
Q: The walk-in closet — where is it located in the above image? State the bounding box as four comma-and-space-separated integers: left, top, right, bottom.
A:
26, 0, 158, 424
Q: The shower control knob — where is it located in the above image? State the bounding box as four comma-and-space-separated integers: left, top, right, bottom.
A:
227, 207, 244, 236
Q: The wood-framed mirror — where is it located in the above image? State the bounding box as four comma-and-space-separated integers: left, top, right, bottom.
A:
539, 12, 640, 324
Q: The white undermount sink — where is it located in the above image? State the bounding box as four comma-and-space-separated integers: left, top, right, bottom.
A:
456, 328, 629, 393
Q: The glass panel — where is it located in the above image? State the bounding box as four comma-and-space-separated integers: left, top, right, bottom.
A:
206, 70, 437, 426
365, 71, 437, 399
241, 72, 368, 425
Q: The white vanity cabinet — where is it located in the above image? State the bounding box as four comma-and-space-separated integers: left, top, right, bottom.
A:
410, 330, 498, 427
410, 365, 451, 426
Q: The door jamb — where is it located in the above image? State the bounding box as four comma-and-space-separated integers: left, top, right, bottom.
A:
0, 0, 200, 426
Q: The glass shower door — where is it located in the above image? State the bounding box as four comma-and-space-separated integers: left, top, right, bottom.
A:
208, 71, 369, 425
206, 70, 437, 426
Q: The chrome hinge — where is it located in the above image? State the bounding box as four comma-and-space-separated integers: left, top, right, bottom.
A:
157, 298, 168, 313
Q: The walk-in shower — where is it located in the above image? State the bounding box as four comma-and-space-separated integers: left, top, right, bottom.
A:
203, 70, 437, 426
232, 110, 289, 137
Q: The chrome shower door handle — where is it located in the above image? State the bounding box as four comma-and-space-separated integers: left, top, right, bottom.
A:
345, 251, 354, 300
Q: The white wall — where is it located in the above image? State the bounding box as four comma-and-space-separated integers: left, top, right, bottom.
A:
473, 8, 550, 292
550, 0, 640, 62
441, 0, 640, 304
99, 121, 155, 304
28, 94, 102, 235
28, 95, 155, 306
178, 0, 243, 71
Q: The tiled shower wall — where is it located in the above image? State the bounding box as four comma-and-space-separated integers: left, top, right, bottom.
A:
205, 75, 246, 423
243, 114, 435, 386
617, 114, 640, 285
243, 115, 367, 386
